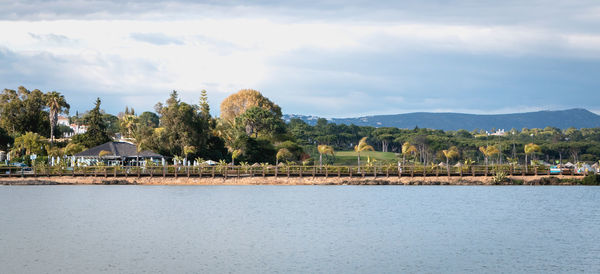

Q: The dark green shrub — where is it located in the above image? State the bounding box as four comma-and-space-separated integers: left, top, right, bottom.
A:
581, 174, 600, 185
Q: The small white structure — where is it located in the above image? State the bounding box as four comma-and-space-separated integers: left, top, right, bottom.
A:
485, 129, 506, 136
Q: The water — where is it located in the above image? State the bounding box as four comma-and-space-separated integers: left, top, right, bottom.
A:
0, 186, 599, 273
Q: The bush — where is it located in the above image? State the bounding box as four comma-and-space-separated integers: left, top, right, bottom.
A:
492, 171, 508, 184
581, 174, 600, 185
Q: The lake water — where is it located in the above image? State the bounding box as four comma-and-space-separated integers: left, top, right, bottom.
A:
1, 186, 599, 273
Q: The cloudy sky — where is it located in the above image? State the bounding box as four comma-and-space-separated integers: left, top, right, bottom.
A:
1, 0, 599, 117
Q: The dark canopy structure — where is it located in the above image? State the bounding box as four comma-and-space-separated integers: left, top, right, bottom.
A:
74, 142, 163, 165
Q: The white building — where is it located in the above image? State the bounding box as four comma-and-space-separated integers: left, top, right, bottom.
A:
58, 116, 88, 138
485, 129, 506, 136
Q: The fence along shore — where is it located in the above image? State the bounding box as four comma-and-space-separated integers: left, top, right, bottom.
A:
0, 164, 587, 179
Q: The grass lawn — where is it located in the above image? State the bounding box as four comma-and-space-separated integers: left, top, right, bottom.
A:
332, 150, 399, 165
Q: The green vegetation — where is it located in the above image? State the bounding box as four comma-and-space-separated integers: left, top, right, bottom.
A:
333, 151, 397, 165
288, 118, 600, 167
0, 85, 599, 176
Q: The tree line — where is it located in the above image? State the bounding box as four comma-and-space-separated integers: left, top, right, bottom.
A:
1, 86, 599, 167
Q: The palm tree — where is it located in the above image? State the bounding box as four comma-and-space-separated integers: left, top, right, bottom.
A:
64, 143, 86, 156
45, 91, 70, 144
317, 145, 334, 168
231, 149, 242, 165
354, 137, 374, 172
524, 143, 541, 172
464, 158, 475, 173
12, 132, 46, 157
120, 114, 139, 139
401, 142, 417, 167
442, 146, 459, 174
479, 145, 500, 170
276, 148, 292, 166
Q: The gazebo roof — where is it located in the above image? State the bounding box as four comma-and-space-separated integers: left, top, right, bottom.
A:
74, 142, 162, 158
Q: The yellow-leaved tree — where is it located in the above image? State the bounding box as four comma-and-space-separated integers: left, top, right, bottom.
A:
354, 137, 374, 172
317, 145, 334, 168
442, 146, 459, 174
401, 141, 417, 167
220, 89, 282, 123
524, 143, 541, 172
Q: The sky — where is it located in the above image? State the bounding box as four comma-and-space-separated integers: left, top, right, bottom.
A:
1, 0, 599, 117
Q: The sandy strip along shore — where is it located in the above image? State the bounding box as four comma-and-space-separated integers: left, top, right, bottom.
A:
0, 175, 589, 185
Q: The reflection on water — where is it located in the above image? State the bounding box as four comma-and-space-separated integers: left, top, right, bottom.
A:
1, 185, 599, 273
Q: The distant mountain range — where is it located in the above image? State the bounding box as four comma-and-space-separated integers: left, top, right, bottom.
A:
283, 109, 600, 131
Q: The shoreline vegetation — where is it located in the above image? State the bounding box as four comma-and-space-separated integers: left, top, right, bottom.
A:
1, 87, 599, 179
0, 175, 597, 186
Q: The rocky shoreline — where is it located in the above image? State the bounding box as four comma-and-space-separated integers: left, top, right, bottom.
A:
0, 175, 593, 186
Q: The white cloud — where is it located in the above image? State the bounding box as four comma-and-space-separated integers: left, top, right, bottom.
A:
1, 4, 600, 115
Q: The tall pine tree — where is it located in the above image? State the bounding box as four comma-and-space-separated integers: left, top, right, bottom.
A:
72, 98, 111, 148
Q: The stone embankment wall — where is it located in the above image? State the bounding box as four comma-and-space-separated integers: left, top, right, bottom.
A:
0, 175, 586, 185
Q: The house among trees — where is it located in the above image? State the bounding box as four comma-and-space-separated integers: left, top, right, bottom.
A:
57, 115, 88, 138
74, 141, 163, 166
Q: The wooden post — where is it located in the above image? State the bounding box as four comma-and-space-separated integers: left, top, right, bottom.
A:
72, 167, 75, 177
115, 166, 118, 177
373, 167, 377, 178
174, 166, 177, 178
187, 166, 190, 178
212, 166, 216, 178
275, 166, 278, 178
286, 167, 290, 178
398, 166, 401, 178
33, 166, 37, 177
299, 167, 302, 178
386, 167, 389, 178
312, 166, 315, 178
262, 166, 265, 177
411, 166, 414, 177
338, 168, 341, 178
224, 167, 227, 179
325, 167, 328, 178
149, 167, 153, 178
349, 167, 352, 178
459, 167, 462, 177
534, 166, 538, 176
104, 167, 107, 178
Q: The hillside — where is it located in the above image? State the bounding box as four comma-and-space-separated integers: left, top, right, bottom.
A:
284, 109, 600, 131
